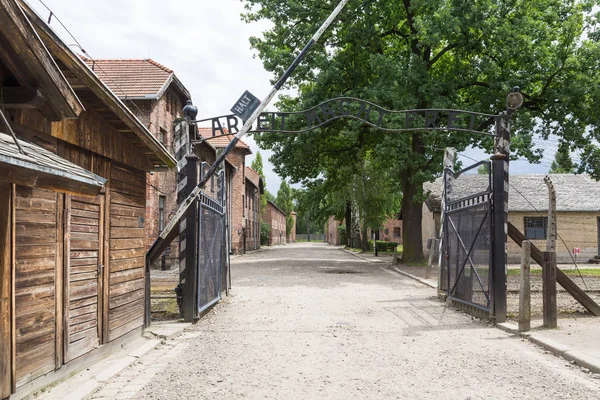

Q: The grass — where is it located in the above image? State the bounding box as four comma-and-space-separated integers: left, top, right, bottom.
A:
507, 268, 600, 276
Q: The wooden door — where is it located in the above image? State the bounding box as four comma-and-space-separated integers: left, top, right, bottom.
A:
64, 194, 104, 362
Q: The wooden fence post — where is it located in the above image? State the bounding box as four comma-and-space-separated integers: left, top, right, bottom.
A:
543, 251, 558, 328
519, 241, 531, 332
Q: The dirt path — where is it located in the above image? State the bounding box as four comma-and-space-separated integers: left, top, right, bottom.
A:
122, 243, 600, 399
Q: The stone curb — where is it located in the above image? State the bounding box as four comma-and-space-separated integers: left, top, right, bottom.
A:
495, 322, 600, 374
33, 323, 192, 400
390, 266, 437, 289
230, 245, 275, 259
338, 248, 385, 263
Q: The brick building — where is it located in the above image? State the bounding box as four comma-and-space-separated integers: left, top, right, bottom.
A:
83, 58, 191, 268
326, 217, 342, 246
245, 167, 264, 251
377, 218, 403, 243
263, 200, 287, 245
198, 128, 252, 254
424, 173, 600, 262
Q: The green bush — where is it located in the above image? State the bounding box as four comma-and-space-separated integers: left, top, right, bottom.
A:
260, 222, 271, 245
367, 240, 398, 252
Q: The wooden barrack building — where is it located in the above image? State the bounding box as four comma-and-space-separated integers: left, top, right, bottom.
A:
0, 1, 176, 398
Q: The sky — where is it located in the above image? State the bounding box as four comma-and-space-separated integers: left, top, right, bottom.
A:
27, 0, 562, 193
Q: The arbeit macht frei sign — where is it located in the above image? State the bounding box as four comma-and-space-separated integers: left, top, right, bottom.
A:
195, 97, 498, 139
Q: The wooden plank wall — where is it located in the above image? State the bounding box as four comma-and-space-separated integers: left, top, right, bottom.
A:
14, 186, 57, 387
64, 195, 102, 362
109, 164, 146, 341
51, 110, 148, 172
0, 182, 13, 398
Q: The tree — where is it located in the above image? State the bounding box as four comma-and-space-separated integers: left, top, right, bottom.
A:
550, 142, 576, 173
276, 180, 295, 237
243, 0, 600, 262
477, 164, 489, 175
251, 151, 268, 212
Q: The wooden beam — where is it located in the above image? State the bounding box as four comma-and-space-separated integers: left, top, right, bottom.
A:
0, 182, 12, 398
0, 160, 102, 197
0, 34, 34, 87
508, 221, 600, 316
0, 0, 83, 120
10, 184, 15, 393
102, 163, 110, 344
55, 194, 64, 370
0, 86, 45, 109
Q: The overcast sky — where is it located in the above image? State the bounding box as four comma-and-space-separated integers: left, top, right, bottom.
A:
27, 0, 558, 193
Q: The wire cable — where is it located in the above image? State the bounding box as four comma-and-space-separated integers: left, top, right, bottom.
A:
508, 181, 589, 289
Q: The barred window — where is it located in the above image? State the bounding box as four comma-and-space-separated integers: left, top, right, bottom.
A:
524, 217, 547, 240
394, 227, 401, 238
158, 195, 166, 231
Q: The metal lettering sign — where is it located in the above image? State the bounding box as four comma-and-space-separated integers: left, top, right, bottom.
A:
230, 90, 261, 122
198, 97, 499, 139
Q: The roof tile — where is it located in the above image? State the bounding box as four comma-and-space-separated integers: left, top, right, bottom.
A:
82, 58, 172, 98
198, 128, 251, 152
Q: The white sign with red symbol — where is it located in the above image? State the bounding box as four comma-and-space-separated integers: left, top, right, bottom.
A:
573, 247, 581, 255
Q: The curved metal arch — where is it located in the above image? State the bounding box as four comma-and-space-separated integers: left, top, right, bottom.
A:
194, 97, 500, 138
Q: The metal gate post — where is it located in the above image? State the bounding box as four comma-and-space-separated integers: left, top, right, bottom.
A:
491, 153, 507, 322
183, 154, 199, 322
491, 107, 512, 322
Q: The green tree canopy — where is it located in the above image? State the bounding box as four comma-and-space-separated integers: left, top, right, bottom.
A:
251, 151, 268, 211
243, 0, 600, 261
276, 180, 295, 236
251, 151, 266, 183
550, 142, 576, 173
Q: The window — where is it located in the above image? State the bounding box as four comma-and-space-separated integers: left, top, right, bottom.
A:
394, 227, 401, 238
524, 217, 547, 240
159, 128, 166, 144
158, 196, 166, 231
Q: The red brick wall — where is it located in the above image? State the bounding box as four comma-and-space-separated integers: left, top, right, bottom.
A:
227, 150, 246, 254
262, 202, 286, 245
131, 89, 184, 268
378, 218, 403, 243
244, 179, 261, 251
326, 216, 341, 245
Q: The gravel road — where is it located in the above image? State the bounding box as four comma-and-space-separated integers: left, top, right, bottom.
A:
126, 243, 600, 399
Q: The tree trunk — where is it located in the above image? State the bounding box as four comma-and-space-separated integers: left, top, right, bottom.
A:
401, 178, 425, 263
361, 226, 369, 251
345, 202, 352, 247
401, 132, 425, 263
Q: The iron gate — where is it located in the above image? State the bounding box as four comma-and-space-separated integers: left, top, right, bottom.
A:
441, 161, 493, 313
197, 169, 226, 314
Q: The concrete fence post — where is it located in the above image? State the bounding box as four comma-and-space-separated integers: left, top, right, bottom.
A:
542, 251, 558, 328
519, 241, 531, 332
426, 238, 437, 279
